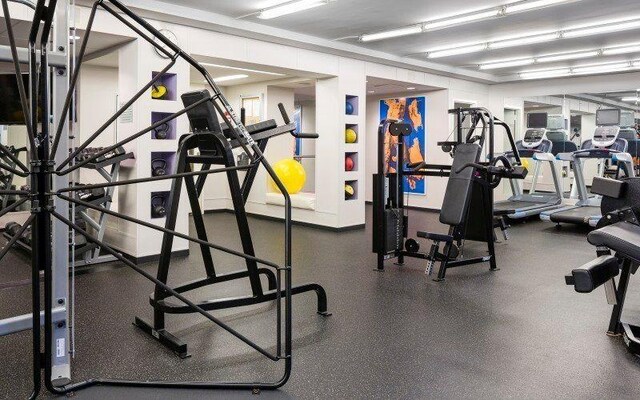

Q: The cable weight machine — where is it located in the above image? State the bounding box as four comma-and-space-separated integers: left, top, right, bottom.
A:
373, 107, 527, 280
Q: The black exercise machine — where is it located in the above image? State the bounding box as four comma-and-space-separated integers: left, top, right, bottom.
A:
373, 107, 527, 281
566, 176, 640, 356
133, 90, 330, 358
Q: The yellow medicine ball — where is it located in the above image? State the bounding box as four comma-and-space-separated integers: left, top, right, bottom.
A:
269, 159, 306, 194
345, 128, 357, 143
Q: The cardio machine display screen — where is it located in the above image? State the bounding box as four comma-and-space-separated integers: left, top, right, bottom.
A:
527, 112, 548, 129
596, 109, 621, 126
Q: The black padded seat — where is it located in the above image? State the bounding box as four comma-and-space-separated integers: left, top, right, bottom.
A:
588, 221, 640, 263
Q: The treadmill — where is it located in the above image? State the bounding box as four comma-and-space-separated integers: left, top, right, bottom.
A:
540, 109, 635, 227
494, 124, 563, 218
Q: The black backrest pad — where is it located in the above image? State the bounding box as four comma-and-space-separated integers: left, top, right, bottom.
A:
440, 143, 482, 226
601, 178, 640, 216
181, 90, 221, 134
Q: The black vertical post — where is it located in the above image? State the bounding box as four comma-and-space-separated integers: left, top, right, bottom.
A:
184, 166, 215, 276
396, 130, 405, 264
153, 140, 189, 330
608, 260, 632, 335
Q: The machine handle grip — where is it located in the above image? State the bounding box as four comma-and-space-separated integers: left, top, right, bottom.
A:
278, 103, 291, 124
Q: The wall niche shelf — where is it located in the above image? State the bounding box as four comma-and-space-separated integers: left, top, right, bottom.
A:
151, 112, 177, 140
151, 71, 177, 101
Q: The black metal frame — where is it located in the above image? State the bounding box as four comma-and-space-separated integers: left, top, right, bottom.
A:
0, 0, 329, 397
372, 108, 523, 280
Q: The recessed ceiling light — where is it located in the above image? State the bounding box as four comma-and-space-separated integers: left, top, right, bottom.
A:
407, 87, 416, 90
200, 63, 286, 76
368, 90, 375, 94
213, 74, 249, 83
69, 35, 81, 40
258, 0, 329, 19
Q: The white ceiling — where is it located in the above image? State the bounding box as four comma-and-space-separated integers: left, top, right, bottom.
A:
157, 0, 640, 79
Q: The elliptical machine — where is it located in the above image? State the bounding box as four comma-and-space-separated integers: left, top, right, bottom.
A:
372, 107, 527, 281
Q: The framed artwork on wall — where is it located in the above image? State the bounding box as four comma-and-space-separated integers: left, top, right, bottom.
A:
379, 96, 427, 195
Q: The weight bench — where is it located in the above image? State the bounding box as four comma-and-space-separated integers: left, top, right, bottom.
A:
566, 220, 640, 355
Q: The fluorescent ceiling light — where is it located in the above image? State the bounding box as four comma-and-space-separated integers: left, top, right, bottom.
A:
504, 0, 575, 13
200, 63, 285, 76
572, 62, 632, 74
258, 0, 328, 19
489, 32, 559, 49
480, 58, 534, 70
213, 74, 249, 82
535, 50, 599, 63
602, 44, 640, 56
427, 15, 640, 58
407, 87, 416, 90
69, 35, 81, 40
357, 0, 578, 42
564, 19, 640, 39
428, 44, 487, 58
518, 60, 640, 79
360, 26, 423, 42
519, 68, 571, 79
621, 97, 640, 102
424, 10, 500, 30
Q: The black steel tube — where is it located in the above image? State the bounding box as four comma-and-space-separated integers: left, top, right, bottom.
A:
56, 162, 257, 194
56, 57, 177, 166
56, 96, 211, 175
0, 161, 29, 177
0, 190, 29, 196
51, 211, 279, 362
100, 3, 174, 59
49, 1, 99, 159
0, 143, 29, 173
57, 193, 281, 270
0, 197, 29, 219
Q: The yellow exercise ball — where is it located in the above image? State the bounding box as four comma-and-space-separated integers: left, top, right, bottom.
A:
345, 128, 357, 143
270, 159, 306, 194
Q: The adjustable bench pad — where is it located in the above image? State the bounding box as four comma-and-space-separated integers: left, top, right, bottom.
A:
588, 221, 640, 263
570, 255, 619, 293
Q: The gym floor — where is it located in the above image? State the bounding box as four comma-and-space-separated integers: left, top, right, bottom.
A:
1, 206, 640, 399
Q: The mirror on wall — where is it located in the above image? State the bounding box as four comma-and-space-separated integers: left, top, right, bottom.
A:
520, 91, 640, 198
0, 69, 31, 227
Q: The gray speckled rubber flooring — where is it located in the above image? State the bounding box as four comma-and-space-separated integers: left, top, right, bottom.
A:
1, 206, 640, 399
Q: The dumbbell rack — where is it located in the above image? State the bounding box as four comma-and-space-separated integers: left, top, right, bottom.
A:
71, 147, 134, 267
3, 147, 133, 267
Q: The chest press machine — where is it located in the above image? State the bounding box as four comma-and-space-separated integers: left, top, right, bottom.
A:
373, 107, 527, 281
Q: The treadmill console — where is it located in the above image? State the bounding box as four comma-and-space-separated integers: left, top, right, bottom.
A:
522, 128, 545, 149
593, 126, 620, 148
